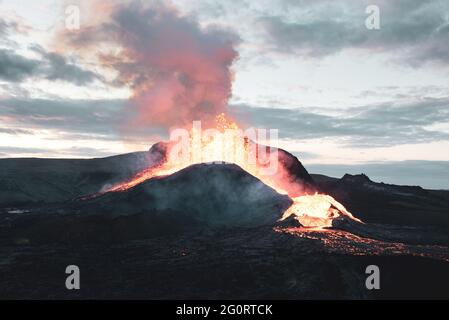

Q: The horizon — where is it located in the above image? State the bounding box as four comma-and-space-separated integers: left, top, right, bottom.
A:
1, 147, 448, 190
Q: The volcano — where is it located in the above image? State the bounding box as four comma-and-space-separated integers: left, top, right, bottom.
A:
77, 139, 360, 230
77, 163, 293, 228
1, 144, 449, 299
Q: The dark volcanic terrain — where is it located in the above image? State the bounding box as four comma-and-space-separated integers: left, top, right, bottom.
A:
0, 150, 448, 299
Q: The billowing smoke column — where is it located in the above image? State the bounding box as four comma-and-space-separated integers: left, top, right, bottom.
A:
117, 4, 238, 129
61, 1, 238, 131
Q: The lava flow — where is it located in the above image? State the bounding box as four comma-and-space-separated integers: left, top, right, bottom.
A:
280, 194, 362, 227
102, 113, 362, 228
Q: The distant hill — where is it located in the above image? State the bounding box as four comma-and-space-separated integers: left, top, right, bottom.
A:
311, 173, 449, 227
0, 152, 153, 205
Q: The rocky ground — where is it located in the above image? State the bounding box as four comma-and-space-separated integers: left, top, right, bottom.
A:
0, 224, 448, 299
1, 152, 448, 299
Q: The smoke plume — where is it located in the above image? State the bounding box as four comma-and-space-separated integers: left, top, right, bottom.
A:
60, 1, 238, 132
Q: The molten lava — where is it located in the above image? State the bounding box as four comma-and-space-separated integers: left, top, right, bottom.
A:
280, 194, 362, 228
103, 113, 362, 227
106, 113, 280, 193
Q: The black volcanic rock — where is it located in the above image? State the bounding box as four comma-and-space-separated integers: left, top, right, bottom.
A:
78, 163, 292, 228
2, 163, 449, 299
276, 148, 316, 195
341, 173, 372, 184
274, 215, 303, 228
0, 152, 155, 206
1, 163, 292, 244
311, 173, 449, 228
1, 225, 448, 299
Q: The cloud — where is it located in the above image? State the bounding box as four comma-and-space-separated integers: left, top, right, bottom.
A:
59, 1, 239, 129
0, 16, 27, 41
0, 17, 100, 85
292, 151, 319, 160
0, 127, 34, 135
0, 43, 102, 85
0, 145, 116, 158
3, 95, 446, 150
0, 49, 40, 82
0, 146, 46, 154
0, 97, 165, 140
230, 97, 449, 147
32, 46, 104, 85
0, 17, 17, 37
260, 16, 363, 57
0, 98, 123, 135
260, 0, 449, 66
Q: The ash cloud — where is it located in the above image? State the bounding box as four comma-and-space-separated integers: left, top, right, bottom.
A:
60, 1, 239, 130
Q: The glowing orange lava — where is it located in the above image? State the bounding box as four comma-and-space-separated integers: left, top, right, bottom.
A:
104, 113, 362, 227
106, 113, 280, 193
280, 194, 363, 228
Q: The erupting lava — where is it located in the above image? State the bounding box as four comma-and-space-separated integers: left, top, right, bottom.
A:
280, 194, 362, 228
103, 114, 362, 228
105, 113, 280, 192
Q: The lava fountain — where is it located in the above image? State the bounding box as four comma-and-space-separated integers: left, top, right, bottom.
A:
103, 113, 362, 228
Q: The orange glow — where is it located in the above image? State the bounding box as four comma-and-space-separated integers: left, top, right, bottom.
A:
280, 194, 363, 228
105, 113, 280, 192
103, 113, 362, 227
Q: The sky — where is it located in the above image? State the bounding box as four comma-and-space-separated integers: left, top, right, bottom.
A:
0, 0, 449, 189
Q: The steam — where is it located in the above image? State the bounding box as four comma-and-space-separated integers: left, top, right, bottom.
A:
60, 1, 238, 131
